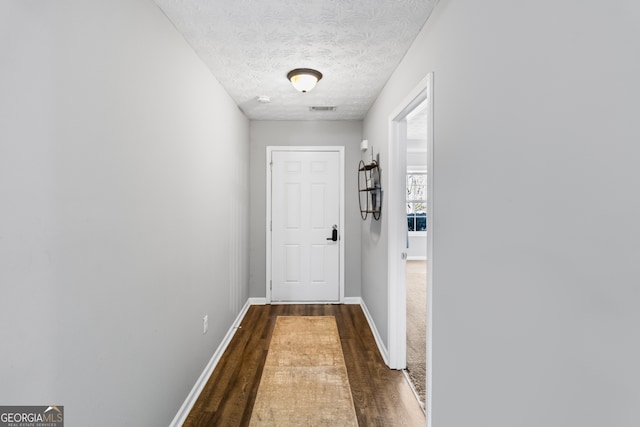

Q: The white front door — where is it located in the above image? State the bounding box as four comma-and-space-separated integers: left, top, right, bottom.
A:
270, 150, 341, 302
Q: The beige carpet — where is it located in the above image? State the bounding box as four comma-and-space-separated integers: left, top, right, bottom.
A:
249, 316, 359, 427
406, 260, 427, 405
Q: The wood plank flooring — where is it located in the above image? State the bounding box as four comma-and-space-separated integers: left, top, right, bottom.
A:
184, 304, 425, 427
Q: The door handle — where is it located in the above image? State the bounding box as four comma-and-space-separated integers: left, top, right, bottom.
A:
326, 225, 338, 242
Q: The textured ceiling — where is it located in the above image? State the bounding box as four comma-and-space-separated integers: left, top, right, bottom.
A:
153, 0, 438, 120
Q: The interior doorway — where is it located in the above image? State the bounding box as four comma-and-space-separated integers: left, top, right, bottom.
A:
388, 73, 433, 422
404, 99, 428, 407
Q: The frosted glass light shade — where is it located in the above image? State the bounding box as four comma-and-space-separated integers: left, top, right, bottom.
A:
287, 68, 323, 93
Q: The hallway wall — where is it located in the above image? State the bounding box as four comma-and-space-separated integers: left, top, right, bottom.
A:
0, 1, 249, 425
362, 0, 640, 426
248, 121, 362, 299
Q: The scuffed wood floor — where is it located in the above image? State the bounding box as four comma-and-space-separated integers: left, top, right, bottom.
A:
183, 304, 425, 427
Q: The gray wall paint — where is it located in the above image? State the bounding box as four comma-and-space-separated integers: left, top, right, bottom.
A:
249, 121, 362, 299
363, 0, 640, 425
0, 1, 249, 426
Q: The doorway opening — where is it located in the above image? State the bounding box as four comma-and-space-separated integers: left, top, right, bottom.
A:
405, 99, 428, 407
387, 73, 433, 422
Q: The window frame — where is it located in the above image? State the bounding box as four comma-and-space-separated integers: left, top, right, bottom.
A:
406, 172, 427, 235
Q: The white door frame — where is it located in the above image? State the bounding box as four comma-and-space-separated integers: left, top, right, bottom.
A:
266, 146, 345, 304
388, 73, 434, 422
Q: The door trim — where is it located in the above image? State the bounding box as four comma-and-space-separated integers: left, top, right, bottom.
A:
388, 73, 434, 424
266, 146, 345, 304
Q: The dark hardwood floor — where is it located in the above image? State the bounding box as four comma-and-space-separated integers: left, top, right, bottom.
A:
184, 304, 425, 427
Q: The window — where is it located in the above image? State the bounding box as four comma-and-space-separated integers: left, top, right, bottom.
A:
407, 173, 427, 232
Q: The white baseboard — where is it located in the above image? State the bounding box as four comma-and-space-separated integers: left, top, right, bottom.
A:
358, 299, 390, 366
169, 299, 252, 427
407, 256, 427, 261
248, 297, 267, 305
268, 300, 342, 305
343, 297, 361, 305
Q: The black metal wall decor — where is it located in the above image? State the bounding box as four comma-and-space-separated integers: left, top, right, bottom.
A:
358, 159, 382, 220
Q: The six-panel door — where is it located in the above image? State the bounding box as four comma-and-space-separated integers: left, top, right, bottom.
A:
271, 151, 340, 302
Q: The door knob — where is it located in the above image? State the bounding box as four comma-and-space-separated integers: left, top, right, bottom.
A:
326, 225, 338, 242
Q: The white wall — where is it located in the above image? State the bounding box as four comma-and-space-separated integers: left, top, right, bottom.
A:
362, 0, 640, 425
0, 1, 249, 425
249, 121, 362, 299
407, 234, 427, 260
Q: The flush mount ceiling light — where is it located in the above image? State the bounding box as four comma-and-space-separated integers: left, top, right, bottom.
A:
287, 68, 323, 93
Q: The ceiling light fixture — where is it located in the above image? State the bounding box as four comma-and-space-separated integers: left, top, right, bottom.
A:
287, 68, 323, 93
